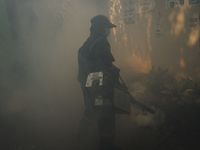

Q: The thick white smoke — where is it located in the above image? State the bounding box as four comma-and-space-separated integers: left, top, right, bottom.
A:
2, 1, 103, 149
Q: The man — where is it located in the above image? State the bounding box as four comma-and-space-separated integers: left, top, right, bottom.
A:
77, 15, 121, 150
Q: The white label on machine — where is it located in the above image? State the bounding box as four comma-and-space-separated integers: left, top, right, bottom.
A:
85, 72, 103, 87
95, 98, 103, 106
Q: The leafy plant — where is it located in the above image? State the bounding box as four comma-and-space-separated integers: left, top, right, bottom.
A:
142, 66, 173, 95
160, 75, 200, 105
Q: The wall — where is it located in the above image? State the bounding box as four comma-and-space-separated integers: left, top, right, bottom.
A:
109, 0, 200, 80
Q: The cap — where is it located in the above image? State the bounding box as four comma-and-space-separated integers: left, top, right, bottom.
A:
91, 15, 117, 28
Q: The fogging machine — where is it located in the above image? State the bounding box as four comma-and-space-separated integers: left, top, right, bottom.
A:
85, 71, 155, 115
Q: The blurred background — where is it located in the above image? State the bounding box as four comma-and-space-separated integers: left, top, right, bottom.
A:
0, 0, 200, 149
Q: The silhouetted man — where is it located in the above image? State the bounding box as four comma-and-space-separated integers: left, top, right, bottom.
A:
77, 15, 121, 150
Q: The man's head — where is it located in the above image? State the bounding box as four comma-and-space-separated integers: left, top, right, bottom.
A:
90, 15, 117, 37
91, 15, 117, 28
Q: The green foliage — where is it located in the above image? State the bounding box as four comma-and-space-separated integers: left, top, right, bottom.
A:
18, 0, 72, 31
160, 75, 200, 105
127, 66, 200, 110
127, 66, 200, 148
142, 66, 173, 95
50, 0, 72, 29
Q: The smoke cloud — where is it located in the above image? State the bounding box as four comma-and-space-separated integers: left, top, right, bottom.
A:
1, 0, 106, 149
135, 110, 165, 129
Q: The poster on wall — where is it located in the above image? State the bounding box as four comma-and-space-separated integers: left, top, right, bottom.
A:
122, 0, 157, 25
189, 0, 200, 5
122, 0, 135, 25
156, 12, 164, 37
137, 0, 157, 14
189, 18, 198, 27
166, 0, 184, 9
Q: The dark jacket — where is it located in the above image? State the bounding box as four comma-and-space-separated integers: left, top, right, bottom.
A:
77, 33, 115, 86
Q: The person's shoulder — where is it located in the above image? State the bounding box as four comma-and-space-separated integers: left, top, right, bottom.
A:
95, 36, 109, 45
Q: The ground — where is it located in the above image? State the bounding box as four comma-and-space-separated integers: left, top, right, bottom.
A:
1, 106, 200, 150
